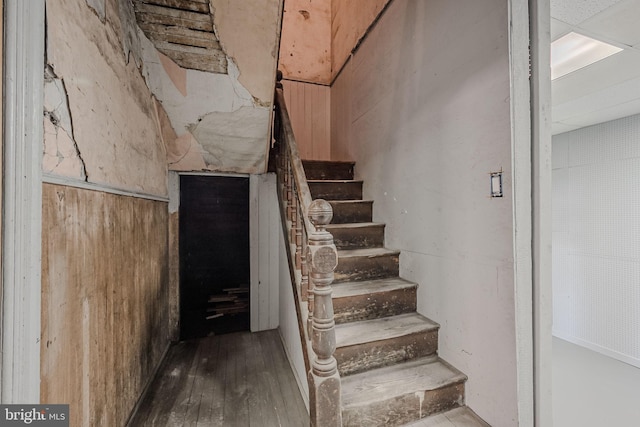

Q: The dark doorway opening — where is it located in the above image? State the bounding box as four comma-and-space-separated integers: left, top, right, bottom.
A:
179, 175, 250, 340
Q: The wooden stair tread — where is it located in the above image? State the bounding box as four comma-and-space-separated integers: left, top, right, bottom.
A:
338, 247, 400, 258
332, 277, 417, 298
329, 199, 374, 204
308, 179, 363, 184
402, 407, 490, 427
342, 357, 467, 408
336, 313, 439, 348
327, 222, 384, 229
302, 160, 356, 164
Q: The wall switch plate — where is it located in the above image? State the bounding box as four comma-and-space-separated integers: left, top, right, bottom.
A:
490, 171, 503, 197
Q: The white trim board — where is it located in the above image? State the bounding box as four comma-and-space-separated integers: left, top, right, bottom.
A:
530, 0, 554, 426
2, 0, 46, 403
553, 331, 640, 370
43, 174, 169, 203
509, 0, 535, 425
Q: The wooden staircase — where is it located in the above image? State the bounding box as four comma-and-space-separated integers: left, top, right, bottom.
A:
303, 160, 490, 427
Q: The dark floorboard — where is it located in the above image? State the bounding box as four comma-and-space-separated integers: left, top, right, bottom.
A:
129, 330, 309, 427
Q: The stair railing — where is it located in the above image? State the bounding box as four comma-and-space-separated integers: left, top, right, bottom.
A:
273, 74, 342, 427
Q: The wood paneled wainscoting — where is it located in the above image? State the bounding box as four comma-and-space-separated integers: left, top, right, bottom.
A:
41, 184, 170, 427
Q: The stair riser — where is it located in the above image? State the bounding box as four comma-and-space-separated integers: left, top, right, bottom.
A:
333, 287, 417, 324
342, 382, 465, 427
309, 181, 363, 201
303, 161, 354, 180
336, 330, 438, 376
329, 225, 385, 250
335, 254, 399, 282
329, 201, 373, 224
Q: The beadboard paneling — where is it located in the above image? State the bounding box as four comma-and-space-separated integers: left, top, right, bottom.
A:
41, 183, 170, 427
282, 79, 331, 160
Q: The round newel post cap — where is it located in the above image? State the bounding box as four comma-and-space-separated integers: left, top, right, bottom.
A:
309, 199, 333, 227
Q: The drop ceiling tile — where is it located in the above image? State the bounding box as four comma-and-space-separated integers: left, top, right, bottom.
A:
553, 76, 640, 124
552, 49, 640, 105
580, 0, 640, 46
551, 0, 626, 25
557, 98, 640, 128
551, 17, 573, 41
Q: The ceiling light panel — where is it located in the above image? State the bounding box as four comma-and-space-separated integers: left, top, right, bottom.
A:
551, 32, 623, 80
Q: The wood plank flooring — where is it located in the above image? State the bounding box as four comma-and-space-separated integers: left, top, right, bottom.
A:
128, 330, 309, 427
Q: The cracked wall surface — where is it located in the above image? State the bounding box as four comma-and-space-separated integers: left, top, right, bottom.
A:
139, 0, 283, 174
43, 67, 87, 179
46, 0, 167, 196
42, 1, 172, 427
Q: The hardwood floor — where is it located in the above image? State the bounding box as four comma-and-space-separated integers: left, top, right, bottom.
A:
128, 330, 309, 427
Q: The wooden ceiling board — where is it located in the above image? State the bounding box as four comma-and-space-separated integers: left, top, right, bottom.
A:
138, 0, 209, 13
139, 23, 221, 49
157, 47, 226, 73
133, 0, 227, 74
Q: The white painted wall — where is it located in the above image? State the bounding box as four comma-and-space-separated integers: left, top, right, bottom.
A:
277, 219, 310, 408
250, 173, 281, 332
331, 0, 520, 424
552, 113, 640, 368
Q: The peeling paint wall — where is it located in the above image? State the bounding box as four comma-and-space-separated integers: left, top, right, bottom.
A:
43, 67, 87, 179
211, 0, 283, 106
139, 0, 283, 174
42, 0, 171, 424
46, 0, 167, 195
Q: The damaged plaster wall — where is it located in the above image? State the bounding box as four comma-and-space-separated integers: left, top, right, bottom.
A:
42, 0, 170, 426
45, 0, 167, 195
43, 66, 87, 180
211, 0, 283, 106
139, 0, 283, 174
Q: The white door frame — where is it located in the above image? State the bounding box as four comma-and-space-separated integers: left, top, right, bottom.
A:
1, 0, 45, 403
509, 0, 534, 424
529, 0, 553, 425
510, 0, 553, 425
